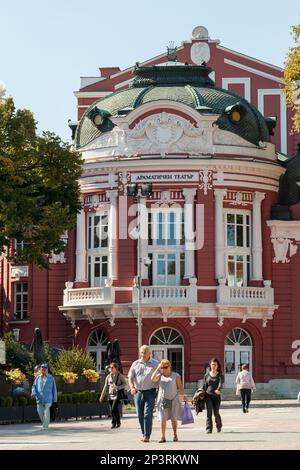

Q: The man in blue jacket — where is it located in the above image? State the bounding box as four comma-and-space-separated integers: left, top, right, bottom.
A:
31, 363, 57, 430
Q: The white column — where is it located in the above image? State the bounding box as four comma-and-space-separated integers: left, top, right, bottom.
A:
106, 190, 118, 281
252, 191, 265, 280
75, 207, 87, 283
214, 189, 227, 280
139, 197, 149, 280
182, 188, 197, 279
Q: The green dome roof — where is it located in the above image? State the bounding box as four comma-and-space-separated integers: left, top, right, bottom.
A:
76, 63, 270, 149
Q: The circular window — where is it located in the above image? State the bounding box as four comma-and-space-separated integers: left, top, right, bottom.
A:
225, 328, 252, 346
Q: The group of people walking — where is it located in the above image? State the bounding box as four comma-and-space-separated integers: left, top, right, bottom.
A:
30, 346, 256, 441
126, 345, 255, 442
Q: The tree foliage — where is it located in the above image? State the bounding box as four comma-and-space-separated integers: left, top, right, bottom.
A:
0, 98, 82, 267
283, 24, 300, 133
1, 332, 34, 374
53, 346, 95, 375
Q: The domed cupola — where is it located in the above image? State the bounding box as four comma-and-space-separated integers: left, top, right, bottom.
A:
75, 61, 271, 151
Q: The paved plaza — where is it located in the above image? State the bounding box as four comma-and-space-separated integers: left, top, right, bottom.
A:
0, 400, 299, 451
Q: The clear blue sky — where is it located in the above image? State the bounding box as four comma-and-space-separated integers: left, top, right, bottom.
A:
1, 0, 299, 141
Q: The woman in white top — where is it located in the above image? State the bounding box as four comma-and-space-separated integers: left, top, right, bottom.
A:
151, 359, 187, 443
236, 364, 256, 413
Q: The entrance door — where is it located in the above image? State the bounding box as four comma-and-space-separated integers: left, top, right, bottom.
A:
224, 328, 252, 388
150, 328, 184, 382
86, 328, 109, 373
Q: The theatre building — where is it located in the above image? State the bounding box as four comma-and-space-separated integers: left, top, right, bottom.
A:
2, 26, 300, 395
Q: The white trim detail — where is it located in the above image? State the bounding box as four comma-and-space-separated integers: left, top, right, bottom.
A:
115, 78, 134, 90
218, 45, 282, 72
224, 58, 283, 83
106, 190, 118, 281
252, 192, 265, 280
257, 89, 287, 154
267, 220, 300, 263
214, 189, 227, 279
75, 207, 87, 283
74, 91, 112, 98
222, 77, 251, 102
182, 188, 197, 278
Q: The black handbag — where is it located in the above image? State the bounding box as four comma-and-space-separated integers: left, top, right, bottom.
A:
161, 397, 173, 409
116, 373, 129, 402
117, 389, 128, 401
50, 402, 58, 421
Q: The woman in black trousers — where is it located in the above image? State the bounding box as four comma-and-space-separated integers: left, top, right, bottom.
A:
100, 362, 126, 428
202, 358, 223, 434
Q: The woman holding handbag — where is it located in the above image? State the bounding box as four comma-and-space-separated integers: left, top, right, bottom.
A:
151, 359, 187, 443
100, 362, 126, 429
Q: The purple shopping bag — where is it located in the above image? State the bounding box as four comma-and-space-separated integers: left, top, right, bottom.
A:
181, 402, 194, 425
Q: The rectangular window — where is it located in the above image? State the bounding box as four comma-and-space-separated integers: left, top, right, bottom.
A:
88, 255, 108, 287
14, 283, 28, 320
226, 213, 250, 248
152, 209, 183, 247
225, 211, 251, 286
153, 252, 184, 286
227, 254, 251, 287
88, 213, 108, 249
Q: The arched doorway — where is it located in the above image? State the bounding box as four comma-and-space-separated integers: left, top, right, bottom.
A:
224, 328, 252, 387
149, 328, 184, 381
87, 329, 109, 373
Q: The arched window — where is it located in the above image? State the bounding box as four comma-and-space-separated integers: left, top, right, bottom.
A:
225, 327, 252, 346
224, 328, 253, 387
150, 327, 184, 380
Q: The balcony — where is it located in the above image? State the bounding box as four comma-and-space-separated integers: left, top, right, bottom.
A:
62, 283, 114, 308
216, 280, 278, 327
132, 283, 197, 305
217, 282, 274, 306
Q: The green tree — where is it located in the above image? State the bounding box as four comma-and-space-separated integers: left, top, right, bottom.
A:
283, 24, 300, 133
1, 332, 34, 374
53, 347, 95, 375
0, 98, 82, 267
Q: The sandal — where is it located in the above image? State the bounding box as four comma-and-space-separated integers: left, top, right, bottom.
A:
158, 438, 166, 443
173, 435, 178, 442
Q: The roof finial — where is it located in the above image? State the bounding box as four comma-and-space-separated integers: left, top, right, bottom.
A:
167, 41, 177, 62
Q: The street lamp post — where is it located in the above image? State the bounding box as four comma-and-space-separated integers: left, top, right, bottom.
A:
126, 183, 152, 353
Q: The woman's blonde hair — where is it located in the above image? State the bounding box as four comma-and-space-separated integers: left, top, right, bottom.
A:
160, 359, 171, 369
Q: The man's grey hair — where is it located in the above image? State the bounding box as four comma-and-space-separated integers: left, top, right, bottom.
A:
140, 345, 151, 353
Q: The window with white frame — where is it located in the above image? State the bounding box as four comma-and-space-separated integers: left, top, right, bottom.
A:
88, 255, 108, 287
225, 212, 251, 287
87, 213, 109, 287
14, 283, 28, 320
151, 209, 184, 246
88, 213, 108, 249
149, 208, 185, 285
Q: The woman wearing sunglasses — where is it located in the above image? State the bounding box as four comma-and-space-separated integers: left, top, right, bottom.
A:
151, 359, 187, 443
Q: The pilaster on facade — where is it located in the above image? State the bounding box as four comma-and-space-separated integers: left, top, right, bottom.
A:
106, 190, 118, 282
252, 191, 265, 280
214, 188, 227, 280
139, 197, 149, 281
75, 207, 87, 284
182, 188, 197, 279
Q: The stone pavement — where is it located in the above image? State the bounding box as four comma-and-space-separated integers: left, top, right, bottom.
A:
0, 400, 299, 450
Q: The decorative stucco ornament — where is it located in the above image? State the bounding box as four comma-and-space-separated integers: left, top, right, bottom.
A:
199, 169, 213, 195
271, 237, 298, 263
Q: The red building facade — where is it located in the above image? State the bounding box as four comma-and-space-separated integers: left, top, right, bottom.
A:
2, 27, 300, 395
